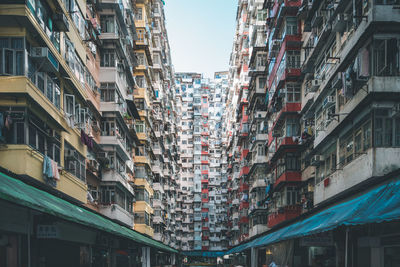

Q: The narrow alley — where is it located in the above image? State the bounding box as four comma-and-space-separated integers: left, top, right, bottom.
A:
0, 0, 400, 266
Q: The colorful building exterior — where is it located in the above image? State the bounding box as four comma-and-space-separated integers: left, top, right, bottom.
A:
175, 72, 229, 252
224, 0, 400, 266
0, 0, 178, 266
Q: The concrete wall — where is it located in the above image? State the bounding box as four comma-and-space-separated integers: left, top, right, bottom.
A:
314, 147, 400, 205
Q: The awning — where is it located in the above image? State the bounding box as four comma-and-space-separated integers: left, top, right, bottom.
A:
0, 172, 177, 254
227, 179, 400, 254
181, 251, 225, 258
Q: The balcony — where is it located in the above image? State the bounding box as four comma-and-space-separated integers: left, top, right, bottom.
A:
315, 147, 400, 205
102, 169, 134, 194
274, 171, 301, 187
0, 144, 87, 203
267, 205, 302, 228
99, 204, 134, 227
153, 199, 165, 210
249, 224, 269, 238
276, 136, 300, 151
99, 135, 131, 161
239, 166, 250, 177
153, 215, 163, 224
239, 201, 249, 210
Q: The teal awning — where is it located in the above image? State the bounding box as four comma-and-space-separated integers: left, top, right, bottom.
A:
227, 179, 400, 254
0, 172, 177, 253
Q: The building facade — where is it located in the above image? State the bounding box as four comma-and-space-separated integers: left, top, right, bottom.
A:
175, 72, 229, 252
0, 0, 178, 266
224, 0, 400, 266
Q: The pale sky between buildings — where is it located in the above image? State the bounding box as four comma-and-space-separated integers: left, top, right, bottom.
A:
164, 0, 238, 79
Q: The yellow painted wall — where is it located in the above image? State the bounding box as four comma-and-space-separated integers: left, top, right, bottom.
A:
0, 145, 87, 203
134, 224, 154, 237
134, 201, 154, 214
134, 178, 154, 196
0, 4, 88, 101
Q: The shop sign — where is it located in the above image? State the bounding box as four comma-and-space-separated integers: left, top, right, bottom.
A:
37, 225, 59, 239
300, 232, 333, 247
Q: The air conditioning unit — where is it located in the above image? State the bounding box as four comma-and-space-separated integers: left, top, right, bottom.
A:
310, 79, 321, 92
97, 152, 108, 159
272, 129, 281, 137
272, 39, 281, 47
310, 155, 324, 166
31, 47, 59, 72
52, 13, 69, 32
323, 96, 335, 108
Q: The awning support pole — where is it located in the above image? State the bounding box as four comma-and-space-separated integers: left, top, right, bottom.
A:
27, 210, 31, 267
345, 227, 349, 267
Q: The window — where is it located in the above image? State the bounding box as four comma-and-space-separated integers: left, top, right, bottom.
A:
286, 153, 300, 171
286, 83, 301, 102
373, 38, 399, 76
285, 17, 298, 35
286, 117, 299, 137
101, 15, 115, 33
258, 77, 267, 90
136, 76, 146, 88
286, 50, 301, 69
374, 109, 393, 147
135, 145, 146, 157
137, 52, 145, 66
100, 49, 116, 67
257, 10, 268, 21
286, 186, 299, 205
135, 7, 143, 21
256, 53, 267, 68
64, 141, 85, 181
153, 53, 160, 65
0, 37, 25, 76
257, 145, 265, 156
135, 121, 145, 133
135, 187, 150, 204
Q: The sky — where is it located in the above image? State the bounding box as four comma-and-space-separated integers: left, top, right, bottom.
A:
164, 0, 238, 79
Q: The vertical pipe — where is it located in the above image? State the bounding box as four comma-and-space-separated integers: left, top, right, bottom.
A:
345, 227, 349, 267
27, 210, 31, 267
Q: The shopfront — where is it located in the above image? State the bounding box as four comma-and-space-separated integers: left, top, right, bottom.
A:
0, 171, 177, 267
226, 178, 400, 267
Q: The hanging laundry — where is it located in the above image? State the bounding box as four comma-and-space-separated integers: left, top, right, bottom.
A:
81, 129, 94, 150
81, 129, 85, 144
359, 48, 370, 78
52, 160, 60, 180
43, 156, 53, 178
4, 113, 12, 130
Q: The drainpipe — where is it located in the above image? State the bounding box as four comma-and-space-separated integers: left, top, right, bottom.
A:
353, 0, 357, 26
27, 210, 31, 267
345, 227, 349, 267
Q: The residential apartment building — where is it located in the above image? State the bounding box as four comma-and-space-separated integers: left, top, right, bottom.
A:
175, 72, 229, 252
132, 0, 179, 250
0, 0, 178, 266
224, 0, 400, 266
